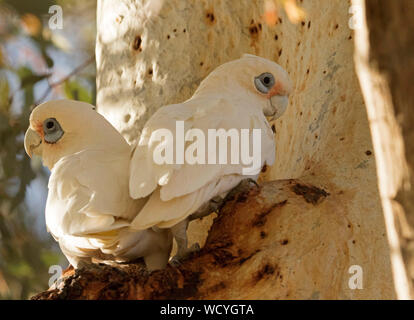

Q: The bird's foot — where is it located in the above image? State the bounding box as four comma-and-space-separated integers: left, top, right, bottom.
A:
209, 196, 224, 212
237, 178, 260, 190
221, 178, 259, 208
169, 243, 201, 267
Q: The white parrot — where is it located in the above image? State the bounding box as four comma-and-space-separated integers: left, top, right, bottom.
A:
24, 100, 172, 271
129, 54, 293, 264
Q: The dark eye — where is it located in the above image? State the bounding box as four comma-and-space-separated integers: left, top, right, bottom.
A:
43, 118, 59, 133
46, 120, 55, 130
43, 118, 64, 143
254, 72, 275, 94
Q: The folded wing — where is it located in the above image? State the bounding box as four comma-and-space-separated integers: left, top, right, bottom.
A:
46, 149, 134, 240
130, 95, 275, 229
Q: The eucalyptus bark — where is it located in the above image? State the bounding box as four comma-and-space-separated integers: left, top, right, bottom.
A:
353, 0, 414, 299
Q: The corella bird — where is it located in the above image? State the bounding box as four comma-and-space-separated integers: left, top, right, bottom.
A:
130, 54, 292, 264
24, 100, 172, 270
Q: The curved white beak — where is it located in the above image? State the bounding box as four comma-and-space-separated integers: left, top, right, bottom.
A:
24, 128, 42, 158
265, 95, 289, 120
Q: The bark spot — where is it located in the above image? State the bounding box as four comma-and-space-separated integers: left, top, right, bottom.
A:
249, 24, 260, 38
206, 239, 235, 267
292, 184, 329, 205
281, 239, 289, 245
211, 249, 236, 267
206, 12, 215, 25
252, 200, 287, 227
132, 35, 142, 52
115, 15, 124, 24
236, 192, 248, 203
254, 263, 277, 282
148, 269, 202, 300
207, 281, 226, 293
248, 19, 261, 47
98, 281, 129, 300
238, 250, 260, 265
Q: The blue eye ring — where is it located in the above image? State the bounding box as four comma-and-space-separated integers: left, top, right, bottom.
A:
254, 72, 275, 94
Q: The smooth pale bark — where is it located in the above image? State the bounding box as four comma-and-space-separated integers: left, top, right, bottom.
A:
353, 0, 414, 299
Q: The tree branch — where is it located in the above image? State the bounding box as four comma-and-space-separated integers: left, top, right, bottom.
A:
31, 179, 331, 300
31, 55, 95, 108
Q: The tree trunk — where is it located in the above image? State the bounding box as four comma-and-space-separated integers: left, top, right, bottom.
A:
33, 0, 396, 299
353, 0, 414, 299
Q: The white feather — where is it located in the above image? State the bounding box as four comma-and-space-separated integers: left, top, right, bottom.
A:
29, 99, 172, 270
130, 92, 276, 230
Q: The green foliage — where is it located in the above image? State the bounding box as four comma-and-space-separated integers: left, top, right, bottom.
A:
0, 1, 96, 299
0, 65, 52, 299
64, 79, 92, 104
18, 67, 50, 89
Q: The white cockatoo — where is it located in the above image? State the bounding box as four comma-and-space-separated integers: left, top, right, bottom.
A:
129, 54, 293, 263
24, 100, 172, 271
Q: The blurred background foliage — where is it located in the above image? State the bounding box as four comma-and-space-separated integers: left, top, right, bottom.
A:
0, 0, 96, 299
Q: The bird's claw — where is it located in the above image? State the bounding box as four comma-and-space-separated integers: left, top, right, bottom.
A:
243, 178, 260, 189
222, 178, 259, 206
169, 243, 201, 267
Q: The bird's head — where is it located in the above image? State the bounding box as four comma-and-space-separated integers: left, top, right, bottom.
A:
195, 54, 293, 121
24, 99, 128, 170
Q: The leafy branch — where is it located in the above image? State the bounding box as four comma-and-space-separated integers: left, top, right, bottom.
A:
32, 55, 95, 108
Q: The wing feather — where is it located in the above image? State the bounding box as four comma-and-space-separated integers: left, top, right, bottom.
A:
129, 95, 275, 228
46, 149, 133, 238
129, 103, 195, 198
131, 174, 244, 229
